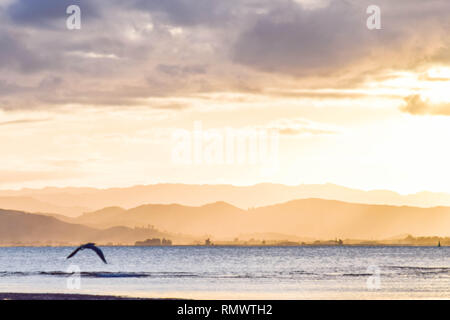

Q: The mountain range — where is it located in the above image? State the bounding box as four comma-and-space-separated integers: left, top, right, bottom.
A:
38, 199, 450, 240
2, 183, 450, 217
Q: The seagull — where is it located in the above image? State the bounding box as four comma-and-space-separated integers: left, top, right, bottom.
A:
66, 243, 107, 264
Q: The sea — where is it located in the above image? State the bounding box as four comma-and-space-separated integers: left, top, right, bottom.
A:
0, 246, 449, 299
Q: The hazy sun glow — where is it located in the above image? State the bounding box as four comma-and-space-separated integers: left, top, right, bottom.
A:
427, 66, 450, 79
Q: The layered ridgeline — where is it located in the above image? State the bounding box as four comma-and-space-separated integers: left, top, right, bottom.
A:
0, 209, 193, 245
2, 184, 450, 217
63, 199, 450, 240
0, 196, 89, 217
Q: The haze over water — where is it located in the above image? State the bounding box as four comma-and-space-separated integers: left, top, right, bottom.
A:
1, 246, 449, 299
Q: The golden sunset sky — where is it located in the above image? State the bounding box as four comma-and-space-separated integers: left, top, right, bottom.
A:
0, 0, 450, 194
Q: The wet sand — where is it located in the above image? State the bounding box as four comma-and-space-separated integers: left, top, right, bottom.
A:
0, 293, 155, 300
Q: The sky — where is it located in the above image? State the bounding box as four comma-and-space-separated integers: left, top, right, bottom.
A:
0, 0, 450, 193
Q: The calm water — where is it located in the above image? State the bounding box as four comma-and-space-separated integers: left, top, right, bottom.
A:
0, 246, 449, 299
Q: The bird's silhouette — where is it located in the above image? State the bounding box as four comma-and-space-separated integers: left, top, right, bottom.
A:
66, 243, 107, 264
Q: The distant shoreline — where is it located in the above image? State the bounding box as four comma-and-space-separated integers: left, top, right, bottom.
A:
0, 244, 447, 248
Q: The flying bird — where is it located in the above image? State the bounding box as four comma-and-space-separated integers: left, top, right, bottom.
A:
66, 243, 107, 264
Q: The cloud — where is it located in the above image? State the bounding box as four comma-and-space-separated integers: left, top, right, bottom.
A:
269, 118, 338, 136
0, 0, 449, 111
277, 127, 335, 135
156, 64, 207, 76
0, 32, 55, 72
0, 118, 50, 126
234, 1, 364, 75
233, 0, 450, 76
0, 79, 29, 95
401, 95, 450, 116
128, 0, 240, 27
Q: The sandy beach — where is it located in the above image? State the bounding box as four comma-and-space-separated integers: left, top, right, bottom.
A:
0, 293, 153, 300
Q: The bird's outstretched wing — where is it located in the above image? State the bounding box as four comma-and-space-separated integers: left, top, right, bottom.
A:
66, 246, 83, 259
86, 244, 108, 264
66, 243, 107, 264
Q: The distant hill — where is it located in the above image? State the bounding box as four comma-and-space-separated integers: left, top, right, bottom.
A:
0, 196, 90, 217
67, 199, 450, 240
250, 199, 450, 239
0, 209, 94, 243
3, 198, 450, 243
2, 183, 450, 217
73, 202, 246, 238
0, 209, 190, 245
